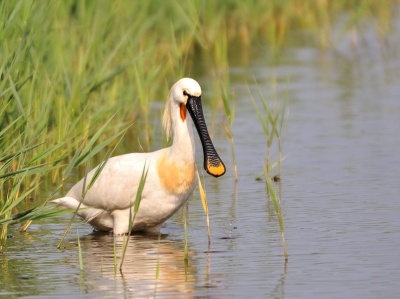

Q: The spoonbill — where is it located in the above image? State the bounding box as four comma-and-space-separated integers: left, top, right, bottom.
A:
53, 78, 225, 234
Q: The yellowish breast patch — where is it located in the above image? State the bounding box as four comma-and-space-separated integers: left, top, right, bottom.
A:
156, 153, 195, 195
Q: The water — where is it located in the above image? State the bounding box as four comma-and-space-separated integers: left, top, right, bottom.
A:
2, 25, 400, 298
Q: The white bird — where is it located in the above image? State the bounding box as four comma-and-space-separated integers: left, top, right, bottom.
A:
53, 78, 225, 235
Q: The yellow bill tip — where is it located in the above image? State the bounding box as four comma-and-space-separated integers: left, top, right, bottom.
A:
207, 158, 226, 177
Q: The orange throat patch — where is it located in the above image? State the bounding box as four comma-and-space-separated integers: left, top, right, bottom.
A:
180, 103, 186, 121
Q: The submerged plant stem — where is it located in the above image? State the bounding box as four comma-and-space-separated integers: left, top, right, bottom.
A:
77, 230, 84, 271
265, 169, 288, 261
183, 203, 189, 261
120, 162, 149, 270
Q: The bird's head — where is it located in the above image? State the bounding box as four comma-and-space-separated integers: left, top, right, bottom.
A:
163, 78, 225, 177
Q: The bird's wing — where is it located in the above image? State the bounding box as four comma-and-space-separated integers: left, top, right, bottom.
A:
65, 151, 161, 211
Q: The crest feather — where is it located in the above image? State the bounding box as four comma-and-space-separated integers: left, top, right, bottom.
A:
163, 89, 172, 141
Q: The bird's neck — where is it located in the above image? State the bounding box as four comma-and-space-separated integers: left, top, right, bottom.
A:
168, 114, 195, 163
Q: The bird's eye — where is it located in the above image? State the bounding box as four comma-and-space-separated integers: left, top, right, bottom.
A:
183, 90, 189, 97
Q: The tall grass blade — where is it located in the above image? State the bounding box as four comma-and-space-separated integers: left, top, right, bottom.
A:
221, 86, 231, 122
264, 164, 288, 261
132, 162, 149, 215
120, 162, 149, 270
27, 141, 67, 164
0, 164, 60, 180
248, 86, 269, 138
3, 0, 23, 35
74, 113, 117, 167
8, 75, 25, 118
197, 171, 211, 245
0, 143, 46, 164
0, 206, 77, 226
0, 185, 37, 216
0, 115, 23, 139
86, 57, 142, 94
85, 128, 129, 167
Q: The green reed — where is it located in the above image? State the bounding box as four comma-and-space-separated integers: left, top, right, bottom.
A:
249, 76, 288, 260
265, 168, 288, 261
